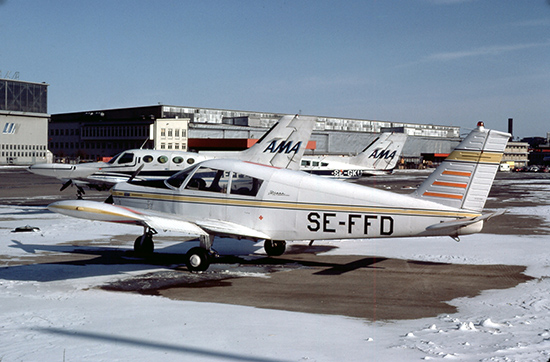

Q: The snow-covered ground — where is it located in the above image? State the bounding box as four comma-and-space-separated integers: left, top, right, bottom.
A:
1, 177, 550, 361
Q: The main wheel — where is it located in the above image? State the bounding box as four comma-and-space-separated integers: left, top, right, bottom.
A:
134, 234, 154, 255
186, 247, 211, 272
264, 240, 286, 256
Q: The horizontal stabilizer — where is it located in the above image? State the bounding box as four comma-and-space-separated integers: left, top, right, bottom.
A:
425, 210, 505, 235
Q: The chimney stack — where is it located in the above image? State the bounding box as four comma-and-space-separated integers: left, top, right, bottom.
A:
508, 118, 513, 138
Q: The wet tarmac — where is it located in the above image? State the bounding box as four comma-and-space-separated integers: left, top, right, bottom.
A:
1, 167, 548, 320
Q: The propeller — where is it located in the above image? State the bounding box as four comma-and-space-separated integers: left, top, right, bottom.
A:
128, 164, 145, 183
60, 180, 73, 192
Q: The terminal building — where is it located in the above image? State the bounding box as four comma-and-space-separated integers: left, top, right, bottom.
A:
48, 105, 462, 165
0, 78, 50, 165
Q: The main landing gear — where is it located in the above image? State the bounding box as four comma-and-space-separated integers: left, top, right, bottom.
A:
264, 240, 286, 256
134, 227, 156, 256
132, 232, 289, 272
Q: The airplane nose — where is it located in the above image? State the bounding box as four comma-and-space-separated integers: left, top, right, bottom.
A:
28, 163, 74, 177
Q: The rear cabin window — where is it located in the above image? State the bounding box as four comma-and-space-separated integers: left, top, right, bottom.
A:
230, 173, 263, 197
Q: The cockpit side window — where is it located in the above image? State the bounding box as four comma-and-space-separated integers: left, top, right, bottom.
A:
117, 152, 134, 164
184, 167, 230, 194
230, 172, 264, 197
165, 168, 193, 189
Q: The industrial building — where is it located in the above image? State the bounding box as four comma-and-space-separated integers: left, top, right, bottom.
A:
0, 79, 50, 165
48, 105, 462, 165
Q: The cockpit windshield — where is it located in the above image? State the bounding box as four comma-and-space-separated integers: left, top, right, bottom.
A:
116, 152, 134, 164
107, 152, 134, 165
107, 153, 123, 164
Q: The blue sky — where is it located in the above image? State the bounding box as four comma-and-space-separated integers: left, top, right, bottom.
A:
1, 0, 549, 138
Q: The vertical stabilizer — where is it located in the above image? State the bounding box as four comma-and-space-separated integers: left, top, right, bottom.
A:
238, 114, 317, 170
351, 132, 407, 170
413, 122, 510, 212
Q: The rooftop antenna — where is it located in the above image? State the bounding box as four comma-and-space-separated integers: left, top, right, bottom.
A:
140, 138, 150, 149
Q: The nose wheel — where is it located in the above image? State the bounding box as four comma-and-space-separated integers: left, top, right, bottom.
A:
186, 247, 211, 272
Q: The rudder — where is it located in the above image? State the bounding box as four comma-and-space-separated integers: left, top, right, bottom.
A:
413, 122, 510, 212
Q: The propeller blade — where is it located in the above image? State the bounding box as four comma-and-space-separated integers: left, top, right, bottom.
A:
60, 180, 73, 192
128, 164, 145, 182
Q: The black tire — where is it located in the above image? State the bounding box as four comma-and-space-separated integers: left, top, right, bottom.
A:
134, 234, 154, 255
186, 247, 211, 272
264, 240, 286, 256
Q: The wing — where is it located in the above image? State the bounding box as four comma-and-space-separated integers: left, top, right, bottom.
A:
47, 200, 270, 241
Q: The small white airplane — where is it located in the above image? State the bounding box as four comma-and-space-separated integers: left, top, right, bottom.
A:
48, 122, 509, 272
28, 115, 316, 197
300, 132, 407, 178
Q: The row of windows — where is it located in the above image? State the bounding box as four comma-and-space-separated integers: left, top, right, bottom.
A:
159, 128, 187, 139
301, 160, 329, 167
50, 126, 150, 139
50, 128, 79, 136
159, 142, 187, 150
111, 152, 196, 166
81, 126, 148, 139
1, 144, 46, 150
2, 151, 47, 158
167, 166, 263, 197
50, 142, 140, 150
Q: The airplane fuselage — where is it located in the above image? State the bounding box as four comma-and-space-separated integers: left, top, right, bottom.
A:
111, 159, 482, 242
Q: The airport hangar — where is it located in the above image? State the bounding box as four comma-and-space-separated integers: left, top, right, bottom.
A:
46, 105, 462, 167
0, 78, 50, 165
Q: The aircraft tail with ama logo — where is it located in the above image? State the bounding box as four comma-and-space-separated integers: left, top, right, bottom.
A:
237, 114, 317, 170
413, 122, 510, 213
351, 132, 407, 171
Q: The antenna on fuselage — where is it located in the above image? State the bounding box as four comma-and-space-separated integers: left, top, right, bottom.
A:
139, 138, 150, 149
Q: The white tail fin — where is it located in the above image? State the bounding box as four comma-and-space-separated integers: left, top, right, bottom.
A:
351, 132, 407, 170
237, 114, 317, 170
413, 122, 510, 212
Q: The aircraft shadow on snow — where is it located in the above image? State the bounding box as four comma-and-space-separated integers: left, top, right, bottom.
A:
3, 239, 385, 283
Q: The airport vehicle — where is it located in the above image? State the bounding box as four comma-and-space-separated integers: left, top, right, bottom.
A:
48, 122, 509, 272
300, 132, 407, 178
29, 115, 316, 197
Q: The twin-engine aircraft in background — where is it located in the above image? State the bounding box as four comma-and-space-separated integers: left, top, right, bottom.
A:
49, 122, 510, 272
28, 115, 316, 197
300, 132, 407, 178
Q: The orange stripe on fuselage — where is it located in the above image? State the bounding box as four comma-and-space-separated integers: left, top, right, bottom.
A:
423, 191, 464, 200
